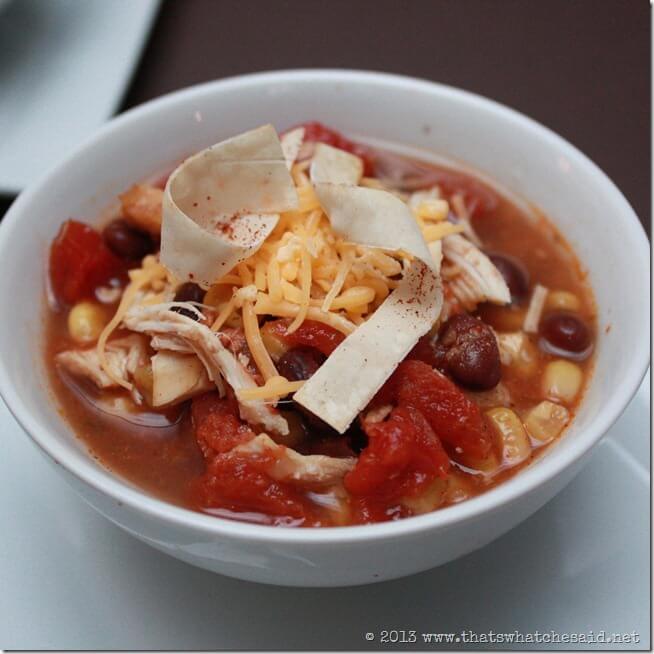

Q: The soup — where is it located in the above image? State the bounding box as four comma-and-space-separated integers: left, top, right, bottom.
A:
45, 122, 596, 526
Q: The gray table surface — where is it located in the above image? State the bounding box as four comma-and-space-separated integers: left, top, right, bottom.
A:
1, 377, 649, 650
2, 0, 650, 235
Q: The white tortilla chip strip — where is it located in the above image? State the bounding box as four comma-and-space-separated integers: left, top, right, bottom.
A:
280, 127, 305, 170
293, 144, 443, 433
310, 142, 363, 184
294, 260, 440, 433
151, 351, 213, 407
313, 184, 434, 261
161, 124, 298, 288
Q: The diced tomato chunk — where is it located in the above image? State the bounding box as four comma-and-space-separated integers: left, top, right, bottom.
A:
194, 452, 310, 520
265, 319, 345, 356
191, 392, 255, 458
345, 406, 449, 499
190, 391, 318, 523
49, 219, 126, 306
375, 360, 492, 460
345, 409, 413, 496
288, 121, 375, 176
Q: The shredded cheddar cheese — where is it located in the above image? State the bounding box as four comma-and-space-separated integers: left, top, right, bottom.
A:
242, 300, 278, 381
204, 164, 447, 344
422, 222, 465, 242
236, 375, 305, 401
99, 143, 458, 400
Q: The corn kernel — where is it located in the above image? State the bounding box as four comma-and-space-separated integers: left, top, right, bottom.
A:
547, 290, 581, 312
67, 301, 107, 344
417, 198, 449, 221
467, 450, 501, 475
444, 474, 472, 504
486, 407, 531, 466
402, 478, 447, 514
542, 360, 582, 403
524, 400, 570, 443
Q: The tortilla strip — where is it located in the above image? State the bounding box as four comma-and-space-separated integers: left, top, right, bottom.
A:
151, 351, 213, 407
310, 142, 363, 184
280, 127, 305, 170
160, 124, 298, 288
293, 144, 443, 433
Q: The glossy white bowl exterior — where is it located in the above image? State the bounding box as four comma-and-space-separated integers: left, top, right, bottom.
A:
0, 70, 648, 586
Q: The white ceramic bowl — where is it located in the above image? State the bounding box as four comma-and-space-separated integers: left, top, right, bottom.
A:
0, 70, 648, 587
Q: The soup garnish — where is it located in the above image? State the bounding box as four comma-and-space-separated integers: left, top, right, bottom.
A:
45, 122, 595, 526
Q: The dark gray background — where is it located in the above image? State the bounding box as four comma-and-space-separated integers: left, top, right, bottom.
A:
1, 0, 650, 233
125, 0, 651, 232
0, 0, 651, 232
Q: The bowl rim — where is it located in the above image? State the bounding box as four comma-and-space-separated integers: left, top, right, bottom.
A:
0, 68, 649, 544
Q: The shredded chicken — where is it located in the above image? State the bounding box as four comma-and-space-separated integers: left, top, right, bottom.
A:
450, 192, 482, 245
123, 303, 289, 435
442, 234, 510, 311
232, 434, 356, 484
56, 335, 147, 389
150, 334, 192, 353
120, 184, 163, 237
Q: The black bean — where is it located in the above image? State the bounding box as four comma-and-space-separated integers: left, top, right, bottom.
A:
277, 346, 367, 444
174, 282, 205, 304
103, 219, 154, 260
540, 311, 591, 355
277, 346, 326, 382
293, 403, 363, 444
276, 410, 310, 449
347, 420, 369, 454
488, 253, 530, 302
434, 313, 501, 390
291, 409, 330, 441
